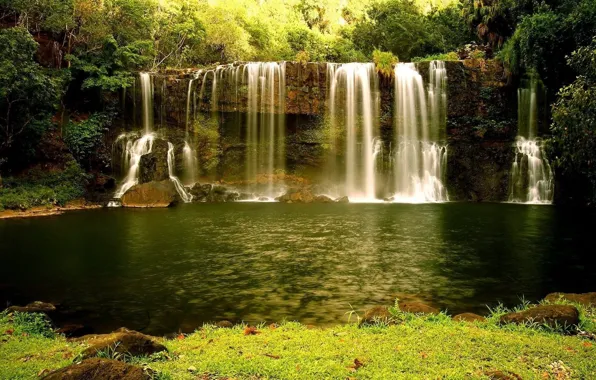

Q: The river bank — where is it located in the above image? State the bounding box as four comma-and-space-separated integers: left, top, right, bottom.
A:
1, 294, 595, 379
0, 200, 102, 220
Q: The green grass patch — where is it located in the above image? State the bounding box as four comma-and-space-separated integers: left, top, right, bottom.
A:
1, 302, 595, 379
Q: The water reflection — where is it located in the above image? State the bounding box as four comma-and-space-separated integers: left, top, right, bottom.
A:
0, 203, 594, 334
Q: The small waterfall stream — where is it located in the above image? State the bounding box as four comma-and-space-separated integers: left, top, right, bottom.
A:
111, 72, 193, 203
327, 63, 380, 202
508, 79, 554, 204
392, 62, 448, 203
185, 62, 287, 198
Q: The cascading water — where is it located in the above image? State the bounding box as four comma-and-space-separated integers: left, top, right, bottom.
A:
184, 63, 286, 198
139, 72, 154, 135
111, 72, 193, 204
112, 73, 156, 201
392, 62, 448, 203
167, 142, 193, 202
183, 75, 199, 185
245, 62, 286, 198
327, 63, 380, 202
182, 141, 198, 185
508, 79, 554, 204
113, 133, 155, 199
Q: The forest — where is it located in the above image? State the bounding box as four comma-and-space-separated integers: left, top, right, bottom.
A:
0, 0, 595, 208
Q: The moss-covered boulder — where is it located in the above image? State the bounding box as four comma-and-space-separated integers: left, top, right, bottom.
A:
544, 292, 596, 307
499, 305, 580, 328
74, 328, 167, 359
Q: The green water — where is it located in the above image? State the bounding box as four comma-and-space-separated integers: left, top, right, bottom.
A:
1, 203, 594, 334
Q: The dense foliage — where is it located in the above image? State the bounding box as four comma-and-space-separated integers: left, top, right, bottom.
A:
0, 27, 64, 170
0, 160, 88, 210
549, 40, 596, 205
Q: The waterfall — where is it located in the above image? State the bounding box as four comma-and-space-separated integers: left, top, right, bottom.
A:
184, 74, 199, 185
167, 142, 193, 202
182, 141, 198, 185
113, 133, 155, 198
392, 62, 448, 203
327, 63, 380, 202
508, 79, 554, 204
244, 62, 286, 198
139, 72, 154, 135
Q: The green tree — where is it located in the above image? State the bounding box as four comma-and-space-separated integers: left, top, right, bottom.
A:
0, 27, 63, 170
549, 40, 596, 205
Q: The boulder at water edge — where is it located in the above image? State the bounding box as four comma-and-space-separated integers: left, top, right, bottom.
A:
42, 358, 149, 380
453, 313, 486, 322
7, 301, 56, 314
360, 306, 392, 325
74, 328, 167, 359
398, 302, 440, 315
544, 292, 596, 307
499, 305, 580, 328
121, 180, 178, 208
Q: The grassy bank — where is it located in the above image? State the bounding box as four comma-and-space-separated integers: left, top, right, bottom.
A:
1, 302, 595, 379
0, 162, 88, 211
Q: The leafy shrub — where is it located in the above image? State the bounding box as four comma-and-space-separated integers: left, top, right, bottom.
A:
0, 161, 89, 210
10, 312, 55, 338
295, 50, 311, 64
64, 112, 112, 169
372, 50, 398, 77
549, 40, 596, 205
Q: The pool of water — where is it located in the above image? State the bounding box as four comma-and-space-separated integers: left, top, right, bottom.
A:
1, 203, 595, 334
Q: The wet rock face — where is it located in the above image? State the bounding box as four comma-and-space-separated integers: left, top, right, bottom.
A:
139, 139, 170, 184
544, 292, 596, 307
74, 328, 168, 360
121, 180, 178, 208
499, 305, 580, 328
42, 358, 150, 380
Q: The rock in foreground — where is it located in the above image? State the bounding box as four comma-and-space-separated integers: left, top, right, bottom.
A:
544, 292, 596, 307
6, 301, 56, 314
121, 181, 177, 208
499, 305, 580, 328
75, 328, 167, 359
399, 302, 440, 315
360, 306, 392, 325
42, 358, 149, 380
453, 313, 487, 323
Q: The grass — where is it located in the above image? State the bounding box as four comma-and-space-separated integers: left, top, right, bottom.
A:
1, 300, 595, 379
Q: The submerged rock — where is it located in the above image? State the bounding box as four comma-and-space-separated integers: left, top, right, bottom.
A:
335, 196, 349, 203
7, 301, 56, 314
276, 188, 315, 203
313, 195, 333, 203
42, 358, 150, 380
499, 305, 580, 328
75, 328, 168, 359
360, 306, 392, 325
453, 313, 486, 323
121, 180, 178, 208
398, 302, 439, 315
544, 292, 596, 307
